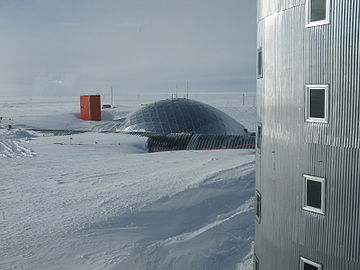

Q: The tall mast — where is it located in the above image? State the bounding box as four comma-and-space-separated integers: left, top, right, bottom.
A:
111, 87, 113, 107
186, 80, 189, 99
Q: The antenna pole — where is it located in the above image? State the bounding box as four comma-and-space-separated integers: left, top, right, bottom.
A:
111, 87, 113, 107
186, 80, 189, 99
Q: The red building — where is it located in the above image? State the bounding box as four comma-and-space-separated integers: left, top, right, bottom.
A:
80, 95, 101, 121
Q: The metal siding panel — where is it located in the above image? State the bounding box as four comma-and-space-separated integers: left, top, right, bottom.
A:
89, 95, 101, 121
80, 96, 91, 121
256, 0, 360, 269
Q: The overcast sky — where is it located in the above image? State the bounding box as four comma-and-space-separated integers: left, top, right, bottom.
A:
0, 0, 256, 96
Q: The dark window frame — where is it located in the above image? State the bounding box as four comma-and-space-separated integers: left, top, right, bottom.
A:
257, 48, 263, 79
256, 190, 261, 223
303, 174, 326, 215
257, 123, 262, 152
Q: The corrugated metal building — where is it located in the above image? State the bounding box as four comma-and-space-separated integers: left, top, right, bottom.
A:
80, 95, 101, 121
255, 0, 360, 269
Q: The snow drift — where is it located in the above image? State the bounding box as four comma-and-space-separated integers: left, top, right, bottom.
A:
0, 94, 256, 270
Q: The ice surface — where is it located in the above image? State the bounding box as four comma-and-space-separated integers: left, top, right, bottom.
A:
0, 92, 256, 270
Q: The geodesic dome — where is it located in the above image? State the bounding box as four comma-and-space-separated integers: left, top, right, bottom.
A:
118, 98, 248, 135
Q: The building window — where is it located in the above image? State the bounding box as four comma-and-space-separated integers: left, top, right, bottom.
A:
254, 254, 259, 270
303, 175, 325, 215
305, 85, 329, 123
256, 190, 261, 223
257, 48, 263, 78
306, 0, 330, 27
257, 123, 262, 151
300, 257, 322, 270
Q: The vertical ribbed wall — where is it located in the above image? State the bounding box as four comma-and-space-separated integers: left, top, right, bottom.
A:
255, 0, 360, 269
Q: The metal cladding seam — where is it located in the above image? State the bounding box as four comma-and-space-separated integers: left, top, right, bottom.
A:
256, 0, 360, 269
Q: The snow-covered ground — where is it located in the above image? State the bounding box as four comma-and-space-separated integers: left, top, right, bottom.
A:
0, 92, 256, 132
0, 92, 256, 270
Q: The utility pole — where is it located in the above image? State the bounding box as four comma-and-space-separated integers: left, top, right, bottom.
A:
111, 87, 114, 107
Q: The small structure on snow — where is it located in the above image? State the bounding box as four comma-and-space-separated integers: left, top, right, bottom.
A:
80, 95, 101, 121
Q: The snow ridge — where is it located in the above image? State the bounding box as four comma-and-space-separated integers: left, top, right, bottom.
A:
161, 197, 254, 246
113, 161, 256, 270
0, 128, 36, 158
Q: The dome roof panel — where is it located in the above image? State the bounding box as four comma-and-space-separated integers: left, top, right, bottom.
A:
118, 98, 248, 135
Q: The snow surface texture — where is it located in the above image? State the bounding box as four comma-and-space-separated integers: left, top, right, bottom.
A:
0, 127, 36, 158
0, 92, 256, 270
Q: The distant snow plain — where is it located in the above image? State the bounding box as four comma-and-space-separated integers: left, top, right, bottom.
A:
0, 92, 256, 270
